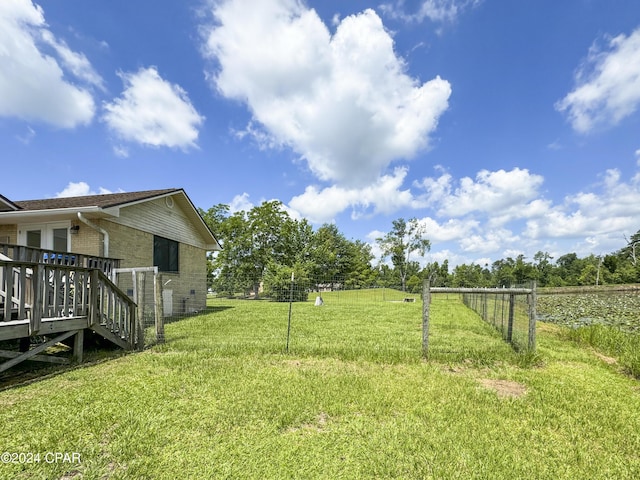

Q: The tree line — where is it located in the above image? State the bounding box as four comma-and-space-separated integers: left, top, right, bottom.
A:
200, 201, 640, 297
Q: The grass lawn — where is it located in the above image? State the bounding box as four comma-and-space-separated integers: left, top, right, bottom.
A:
0, 292, 639, 479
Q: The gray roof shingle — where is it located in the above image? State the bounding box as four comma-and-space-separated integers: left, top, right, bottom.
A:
13, 189, 182, 211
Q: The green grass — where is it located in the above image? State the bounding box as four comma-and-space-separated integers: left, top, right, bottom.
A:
0, 292, 639, 479
561, 324, 640, 378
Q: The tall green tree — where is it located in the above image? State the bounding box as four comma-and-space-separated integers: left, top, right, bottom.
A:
533, 251, 554, 287
344, 240, 377, 289
202, 201, 304, 298
556, 253, 586, 286
451, 263, 489, 287
307, 224, 352, 285
377, 218, 430, 292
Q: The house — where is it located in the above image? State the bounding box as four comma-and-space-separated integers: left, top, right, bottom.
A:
0, 188, 221, 315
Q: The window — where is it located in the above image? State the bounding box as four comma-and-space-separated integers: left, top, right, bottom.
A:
52, 228, 68, 251
26, 230, 42, 248
154, 236, 179, 272
20, 223, 69, 251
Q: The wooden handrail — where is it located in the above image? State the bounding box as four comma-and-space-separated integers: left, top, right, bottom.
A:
1, 260, 137, 349
0, 243, 120, 275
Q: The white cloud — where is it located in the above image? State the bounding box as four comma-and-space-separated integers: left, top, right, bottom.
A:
416, 217, 478, 242
16, 126, 36, 144
0, 0, 96, 127
458, 228, 519, 254
40, 30, 104, 90
392, 164, 640, 264
112, 145, 129, 158
417, 167, 545, 222
229, 193, 254, 213
556, 27, 640, 133
102, 67, 204, 149
524, 167, 640, 242
379, 0, 481, 24
202, 0, 451, 187
55, 182, 116, 198
289, 167, 416, 223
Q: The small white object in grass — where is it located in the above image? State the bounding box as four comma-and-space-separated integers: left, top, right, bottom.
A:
315, 296, 324, 307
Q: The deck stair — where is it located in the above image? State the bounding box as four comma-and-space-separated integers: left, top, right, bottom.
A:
0, 256, 140, 374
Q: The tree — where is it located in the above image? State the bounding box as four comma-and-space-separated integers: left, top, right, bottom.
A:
424, 259, 450, 287
513, 254, 536, 285
307, 224, 352, 286
451, 263, 488, 287
491, 258, 516, 287
263, 262, 310, 302
377, 218, 430, 292
556, 253, 581, 286
199, 204, 231, 289
406, 275, 422, 294
202, 201, 304, 298
533, 251, 554, 287
344, 240, 376, 289
621, 230, 640, 267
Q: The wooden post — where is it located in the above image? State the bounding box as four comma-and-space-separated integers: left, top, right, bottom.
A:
30, 264, 44, 335
154, 273, 165, 343
286, 272, 294, 353
0, 330, 76, 374
4, 264, 14, 321
422, 279, 431, 358
528, 280, 537, 352
483, 292, 488, 322
18, 265, 27, 319
137, 272, 145, 324
136, 272, 145, 350
73, 329, 84, 363
88, 269, 99, 327
507, 294, 515, 343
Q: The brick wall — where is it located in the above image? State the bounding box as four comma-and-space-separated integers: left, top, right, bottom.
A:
0, 225, 17, 243
102, 220, 153, 268
70, 221, 102, 257
102, 220, 208, 314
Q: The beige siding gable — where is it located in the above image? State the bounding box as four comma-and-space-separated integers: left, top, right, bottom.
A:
108, 198, 208, 248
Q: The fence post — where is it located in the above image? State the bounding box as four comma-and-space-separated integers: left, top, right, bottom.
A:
136, 272, 145, 350
507, 294, 515, 343
422, 279, 431, 358
73, 329, 84, 363
286, 272, 294, 353
155, 272, 165, 344
483, 292, 488, 321
528, 281, 537, 352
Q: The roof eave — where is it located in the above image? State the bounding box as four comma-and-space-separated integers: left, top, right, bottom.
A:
0, 194, 21, 211
0, 206, 114, 224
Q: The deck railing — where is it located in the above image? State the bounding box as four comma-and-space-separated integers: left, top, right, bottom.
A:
0, 260, 138, 348
0, 243, 120, 276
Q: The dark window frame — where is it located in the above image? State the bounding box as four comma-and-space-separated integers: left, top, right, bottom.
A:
153, 235, 179, 273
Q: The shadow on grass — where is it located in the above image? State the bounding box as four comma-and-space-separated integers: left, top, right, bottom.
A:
162, 305, 234, 325
0, 348, 131, 392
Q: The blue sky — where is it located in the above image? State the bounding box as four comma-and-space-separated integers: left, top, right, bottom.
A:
2, 0, 640, 267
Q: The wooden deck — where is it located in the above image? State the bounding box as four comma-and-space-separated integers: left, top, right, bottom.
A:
0, 259, 140, 374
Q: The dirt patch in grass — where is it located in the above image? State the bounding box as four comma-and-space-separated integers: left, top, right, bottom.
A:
284, 412, 331, 434
593, 351, 617, 365
478, 379, 527, 399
